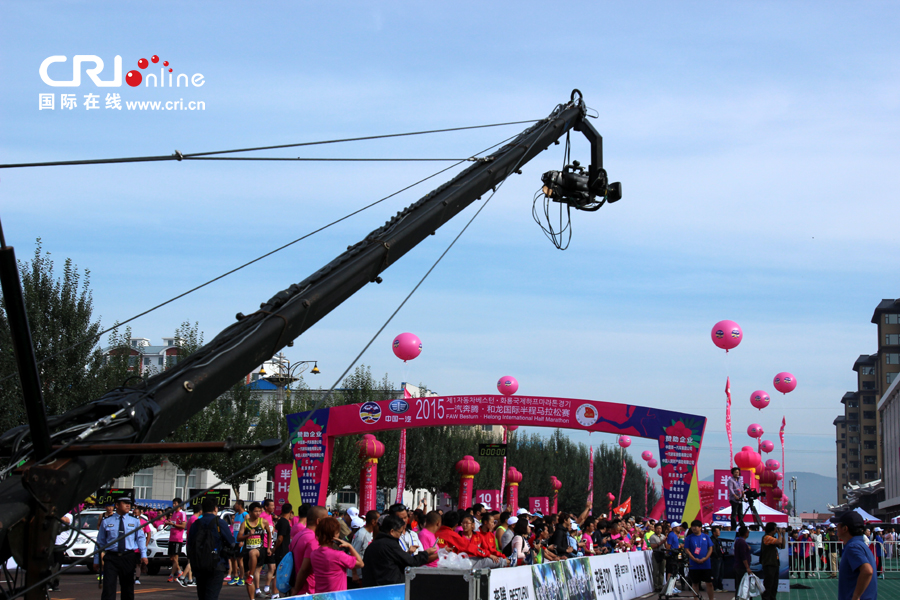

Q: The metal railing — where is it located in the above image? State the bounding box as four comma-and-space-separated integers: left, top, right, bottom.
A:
788, 540, 899, 579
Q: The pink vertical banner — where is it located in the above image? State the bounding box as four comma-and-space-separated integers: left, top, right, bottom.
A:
395, 386, 412, 504
726, 377, 733, 467
618, 457, 627, 504
274, 463, 292, 508
499, 427, 508, 509
779, 416, 786, 477
644, 473, 648, 516
587, 446, 594, 506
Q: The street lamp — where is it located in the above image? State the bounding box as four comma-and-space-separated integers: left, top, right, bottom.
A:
260, 353, 320, 410
789, 476, 798, 517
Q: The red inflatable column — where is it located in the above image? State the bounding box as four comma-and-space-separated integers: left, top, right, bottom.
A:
506, 467, 523, 513
550, 476, 562, 514
357, 434, 384, 514
456, 455, 481, 510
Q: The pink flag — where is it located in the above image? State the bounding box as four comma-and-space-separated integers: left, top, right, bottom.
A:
395, 385, 412, 504
779, 416, 786, 477
500, 427, 508, 508
618, 456, 627, 504
644, 473, 648, 516
587, 446, 594, 506
726, 377, 733, 467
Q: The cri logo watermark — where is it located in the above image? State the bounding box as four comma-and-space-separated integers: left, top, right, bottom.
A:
39, 54, 204, 88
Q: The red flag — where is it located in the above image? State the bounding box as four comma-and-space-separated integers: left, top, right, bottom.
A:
726, 377, 733, 467
618, 457, 627, 504
587, 446, 594, 506
779, 416, 786, 477
612, 497, 632, 517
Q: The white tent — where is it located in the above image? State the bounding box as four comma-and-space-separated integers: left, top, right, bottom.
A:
712, 502, 789, 524
852, 507, 881, 523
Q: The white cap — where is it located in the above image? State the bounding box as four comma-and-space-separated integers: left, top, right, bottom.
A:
346, 507, 359, 518
875, 527, 883, 532
517, 508, 531, 516
671, 522, 680, 527
350, 516, 366, 529
507, 517, 519, 526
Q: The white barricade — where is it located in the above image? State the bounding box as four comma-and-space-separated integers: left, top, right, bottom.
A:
788, 540, 893, 579
486, 550, 655, 600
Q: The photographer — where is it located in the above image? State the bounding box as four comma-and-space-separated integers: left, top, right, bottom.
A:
648, 522, 666, 591
761, 522, 785, 600
665, 522, 683, 585
727, 467, 744, 530
683, 520, 714, 600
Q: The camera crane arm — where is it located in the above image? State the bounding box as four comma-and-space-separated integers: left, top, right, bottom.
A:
0, 91, 621, 598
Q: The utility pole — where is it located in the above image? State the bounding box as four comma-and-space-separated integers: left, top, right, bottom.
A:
790, 476, 798, 517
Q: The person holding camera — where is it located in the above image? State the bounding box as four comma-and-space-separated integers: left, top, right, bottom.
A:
186, 497, 235, 600
665, 522, 683, 585
727, 467, 744, 530
761, 522, 785, 600
310, 517, 363, 593
648, 522, 666, 591
683, 520, 714, 600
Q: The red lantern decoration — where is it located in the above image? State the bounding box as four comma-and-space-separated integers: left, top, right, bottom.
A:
550, 476, 562, 513
357, 434, 385, 514
455, 455, 481, 510
506, 467, 523, 513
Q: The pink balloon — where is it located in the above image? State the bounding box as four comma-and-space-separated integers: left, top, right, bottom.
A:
506, 425, 519, 432
392, 333, 422, 362
647, 459, 658, 468
775, 472, 784, 481
773, 372, 797, 394
750, 390, 771, 410
711, 320, 743, 352
657, 468, 663, 476
747, 424, 764, 438
741, 446, 755, 452
760, 440, 775, 453
765, 459, 781, 471
607, 492, 616, 500
641, 451, 653, 461
618, 436, 632, 448
497, 376, 519, 396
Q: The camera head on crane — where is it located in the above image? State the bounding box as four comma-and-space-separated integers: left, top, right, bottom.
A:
533, 89, 622, 249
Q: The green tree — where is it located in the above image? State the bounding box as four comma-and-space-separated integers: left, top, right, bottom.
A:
207, 379, 267, 498
0, 240, 133, 434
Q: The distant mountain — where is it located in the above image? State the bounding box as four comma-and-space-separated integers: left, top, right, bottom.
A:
701, 471, 837, 513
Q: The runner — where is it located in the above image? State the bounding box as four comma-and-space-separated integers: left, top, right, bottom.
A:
228, 500, 248, 586
237, 502, 267, 600
165, 497, 187, 583
260, 498, 278, 596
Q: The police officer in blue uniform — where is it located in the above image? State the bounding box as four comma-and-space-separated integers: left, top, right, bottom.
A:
94, 497, 147, 600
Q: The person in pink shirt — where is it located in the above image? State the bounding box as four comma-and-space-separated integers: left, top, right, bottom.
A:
417, 511, 441, 567
310, 517, 363, 593
166, 498, 187, 583
290, 506, 326, 596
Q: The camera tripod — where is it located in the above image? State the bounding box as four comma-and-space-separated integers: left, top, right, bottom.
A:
659, 568, 701, 600
740, 499, 765, 530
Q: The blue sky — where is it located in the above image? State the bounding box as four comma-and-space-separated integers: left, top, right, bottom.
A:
3, 2, 899, 494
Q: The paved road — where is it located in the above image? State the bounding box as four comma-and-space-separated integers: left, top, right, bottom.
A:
48, 567, 266, 600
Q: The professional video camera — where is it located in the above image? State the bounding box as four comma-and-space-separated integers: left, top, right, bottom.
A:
744, 485, 766, 502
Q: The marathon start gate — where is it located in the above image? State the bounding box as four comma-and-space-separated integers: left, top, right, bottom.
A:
287, 395, 708, 523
